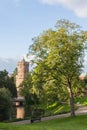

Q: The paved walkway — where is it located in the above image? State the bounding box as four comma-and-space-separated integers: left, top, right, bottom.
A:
11, 106, 87, 125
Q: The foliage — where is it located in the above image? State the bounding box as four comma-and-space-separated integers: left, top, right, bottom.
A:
20, 72, 39, 117
28, 19, 87, 117
84, 77, 87, 83
44, 102, 70, 116
11, 67, 18, 83
0, 70, 17, 97
75, 97, 87, 106
0, 87, 12, 121
20, 73, 32, 96
20, 72, 39, 105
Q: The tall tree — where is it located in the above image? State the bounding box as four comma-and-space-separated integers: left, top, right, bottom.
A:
0, 70, 17, 97
29, 19, 87, 117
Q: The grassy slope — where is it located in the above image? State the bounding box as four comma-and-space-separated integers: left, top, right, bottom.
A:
0, 115, 87, 130
45, 103, 70, 116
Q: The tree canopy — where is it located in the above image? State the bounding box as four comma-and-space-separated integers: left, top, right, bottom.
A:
0, 70, 17, 97
24, 19, 87, 117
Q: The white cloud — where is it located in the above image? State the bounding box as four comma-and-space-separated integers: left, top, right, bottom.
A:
23, 54, 36, 62
39, 0, 87, 18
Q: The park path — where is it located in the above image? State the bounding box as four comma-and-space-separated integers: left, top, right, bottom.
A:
11, 105, 87, 125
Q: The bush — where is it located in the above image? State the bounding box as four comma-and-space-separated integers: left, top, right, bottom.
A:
75, 97, 87, 106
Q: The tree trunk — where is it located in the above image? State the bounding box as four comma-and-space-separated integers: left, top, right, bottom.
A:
67, 80, 75, 117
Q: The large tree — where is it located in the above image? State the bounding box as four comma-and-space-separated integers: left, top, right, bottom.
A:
29, 19, 87, 117
0, 70, 17, 97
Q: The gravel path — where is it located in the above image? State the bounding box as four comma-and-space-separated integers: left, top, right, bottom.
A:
11, 106, 87, 125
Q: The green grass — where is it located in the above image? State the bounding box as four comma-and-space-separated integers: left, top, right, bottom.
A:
43, 102, 71, 117
0, 114, 87, 130
46, 104, 70, 116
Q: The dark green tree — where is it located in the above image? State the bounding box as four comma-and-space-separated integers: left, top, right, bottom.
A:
0, 87, 12, 121
0, 70, 17, 97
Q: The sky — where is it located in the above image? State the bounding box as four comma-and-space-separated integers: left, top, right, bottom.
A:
0, 0, 87, 73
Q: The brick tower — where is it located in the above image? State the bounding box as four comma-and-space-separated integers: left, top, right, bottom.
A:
16, 59, 29, 97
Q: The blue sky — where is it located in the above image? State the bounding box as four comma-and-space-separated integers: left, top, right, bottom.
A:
0, 0, 87, 72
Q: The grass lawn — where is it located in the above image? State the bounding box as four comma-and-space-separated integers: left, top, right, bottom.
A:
0, 114, 87, 130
